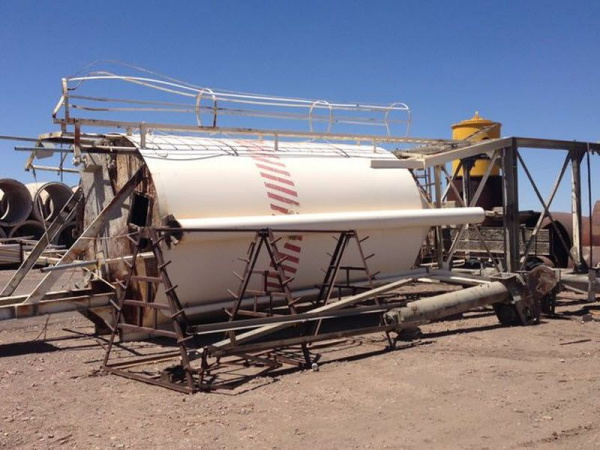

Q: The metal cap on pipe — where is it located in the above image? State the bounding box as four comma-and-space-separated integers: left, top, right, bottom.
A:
0, 179, 33, 227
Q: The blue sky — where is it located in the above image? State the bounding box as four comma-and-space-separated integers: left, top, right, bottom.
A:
1, 1, 598, 211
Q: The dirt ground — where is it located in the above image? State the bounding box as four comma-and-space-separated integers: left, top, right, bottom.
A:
1, 270, 600, 449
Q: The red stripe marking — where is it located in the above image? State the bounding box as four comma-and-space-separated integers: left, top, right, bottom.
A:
270, 204, 290, 214
269, 261, 297, 273
264, 182, 298, 197
252, 156, 286, 167
267, 192, 300, 206
278, 252, 300, 264
255, 163, 291, 176
284, 243, 302, 253
260, 172, 295, 186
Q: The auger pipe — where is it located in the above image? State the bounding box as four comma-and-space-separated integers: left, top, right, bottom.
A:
383, 281, 511, 326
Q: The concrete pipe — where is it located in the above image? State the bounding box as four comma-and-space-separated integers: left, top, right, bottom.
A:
54, 223, 78, 248
8, 220, 45, 240
27, 182, 74, 224
0, 179, 33, 227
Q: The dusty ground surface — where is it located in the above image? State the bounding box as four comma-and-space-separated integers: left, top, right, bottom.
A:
1, 270, 600, 449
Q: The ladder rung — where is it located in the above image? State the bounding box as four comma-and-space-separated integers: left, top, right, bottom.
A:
289, 297, 303, 306
275, 256, 289, 265
232, 271, 244, 281
165, 285, 178, 294
177, 335, 195, 344
158, 260, 172, 270
123, 299, 170, 310
227, 289, 239, 299
281, 277, 295, 286
170, 309, 186, 319
117, 323, 177, 339
245, 289, 267, 295
130, 275, 163, 284
109, 299, 122, 311
152, 235, 167, 247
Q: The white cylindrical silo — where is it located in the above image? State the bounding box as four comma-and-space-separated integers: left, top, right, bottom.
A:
111, 136, 484, 324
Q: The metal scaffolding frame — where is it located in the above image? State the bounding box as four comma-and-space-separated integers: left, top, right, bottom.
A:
373, 137, 599, 274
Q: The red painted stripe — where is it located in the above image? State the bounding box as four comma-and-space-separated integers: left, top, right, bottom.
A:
280, 265, 297, 274
255, 163, 291, 177
252, 156, 286, 167
267, 192, 300, 206
284, 243, 302, 253
260, 172, 295, 186
270, 204, 290, 214
264, 182, 298, 197
278, 252, 300, 264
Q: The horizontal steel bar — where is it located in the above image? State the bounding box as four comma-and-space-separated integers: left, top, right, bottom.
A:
40, 260, 97, 272
56, 116, 456, 145
29, 165, 79, 174
209, 323, 400, 357
188, 303, 403, 335
0, 293, 113, 321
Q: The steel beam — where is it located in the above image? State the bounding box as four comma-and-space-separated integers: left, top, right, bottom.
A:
502, 142, 520, 272
211, 270, 428, 350
570, 149, 586, 271
23, 166, 145, 304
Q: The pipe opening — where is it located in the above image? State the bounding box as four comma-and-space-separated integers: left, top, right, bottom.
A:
0, 179, 33, 227
29, 182, 74, 224
55, 223, 79, 248
8, 220, 45, 240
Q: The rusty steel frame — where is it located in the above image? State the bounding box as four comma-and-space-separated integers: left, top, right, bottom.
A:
395, 137, 597, 277
101, 225, 417, 393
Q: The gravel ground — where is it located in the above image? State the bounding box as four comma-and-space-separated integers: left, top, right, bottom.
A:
1, 270, 600, 449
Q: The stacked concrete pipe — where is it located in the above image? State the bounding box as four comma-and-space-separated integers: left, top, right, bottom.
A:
0, 179, 33, 228
0, 180, 78, 246
27, 182, 75, 224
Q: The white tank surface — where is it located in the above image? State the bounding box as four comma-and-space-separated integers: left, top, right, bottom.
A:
118, 135, 484, 320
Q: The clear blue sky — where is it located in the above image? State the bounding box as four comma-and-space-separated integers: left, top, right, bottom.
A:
1, 1, 598, 211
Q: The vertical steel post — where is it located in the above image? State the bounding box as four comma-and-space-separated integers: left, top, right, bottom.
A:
570, 149, 586, 271
502, 142, 520, 273
434, 165, 444, 268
